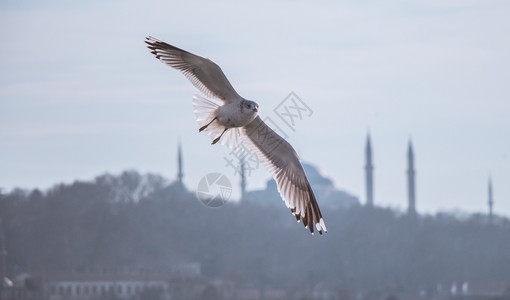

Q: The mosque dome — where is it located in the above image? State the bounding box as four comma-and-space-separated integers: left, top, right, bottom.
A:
247, 162, 359, 209
302, 162, 334, 187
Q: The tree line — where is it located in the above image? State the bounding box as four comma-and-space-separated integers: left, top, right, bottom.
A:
1, 170, 509, 293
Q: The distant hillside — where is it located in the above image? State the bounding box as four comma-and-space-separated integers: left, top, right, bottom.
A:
1, 170, 509, 292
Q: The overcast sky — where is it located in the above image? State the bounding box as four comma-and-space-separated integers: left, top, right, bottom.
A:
1, 0, 509, 216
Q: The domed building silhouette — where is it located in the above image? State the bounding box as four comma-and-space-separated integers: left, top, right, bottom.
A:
244, 162, 359, 209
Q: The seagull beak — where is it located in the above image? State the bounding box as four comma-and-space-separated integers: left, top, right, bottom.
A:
253, 108, 258, 112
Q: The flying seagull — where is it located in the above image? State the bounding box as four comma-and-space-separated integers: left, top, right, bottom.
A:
145, 37, 327, 235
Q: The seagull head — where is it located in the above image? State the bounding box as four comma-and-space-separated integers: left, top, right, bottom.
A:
241, 100, 259, 113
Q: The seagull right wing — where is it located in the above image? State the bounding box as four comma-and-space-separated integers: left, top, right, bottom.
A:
241, 116, 327, 235
145, 36, 242, 103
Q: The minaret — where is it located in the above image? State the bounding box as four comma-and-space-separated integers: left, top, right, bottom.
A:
488, 177, 494, 221
177, 141, 184, 187
407, 140, 416, 215
365, 133, 374, 207
240, 157, 247, 200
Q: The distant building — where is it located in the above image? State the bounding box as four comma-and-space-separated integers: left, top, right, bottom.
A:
44, 263, 201, 300
407, 140, 416, 216
240, 157, 247, 200
0, 218, 6, 299
167, 141, 187, 192
365, 133, 374, 207
46, 275, 170, 300
2, 272, 42, 300
245, 163, 359, 209
177, 141, 184, 187
441, 280, 510, 299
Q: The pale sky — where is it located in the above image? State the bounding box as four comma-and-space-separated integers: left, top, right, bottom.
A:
1, 0, 509, 216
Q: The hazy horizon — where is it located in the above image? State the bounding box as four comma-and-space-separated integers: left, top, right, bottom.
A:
1, 0, 509, 216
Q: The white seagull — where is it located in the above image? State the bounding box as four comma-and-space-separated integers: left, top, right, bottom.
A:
145, 37, 327, 235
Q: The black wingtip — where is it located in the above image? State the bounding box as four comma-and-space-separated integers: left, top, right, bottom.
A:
143, 37, 193, 56
145, 36, 156, 45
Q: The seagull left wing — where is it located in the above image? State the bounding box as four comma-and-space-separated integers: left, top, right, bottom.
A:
241, 116, 327, 235
145, 37, 242, 103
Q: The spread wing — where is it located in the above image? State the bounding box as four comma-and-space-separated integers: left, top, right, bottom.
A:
241, 116, 327, 235
145, 36, 242, 103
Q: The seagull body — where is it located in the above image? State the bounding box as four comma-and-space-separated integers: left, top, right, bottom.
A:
145, 37, 327, 235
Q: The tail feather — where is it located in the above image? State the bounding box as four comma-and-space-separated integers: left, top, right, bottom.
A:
192, 95, 241, 149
